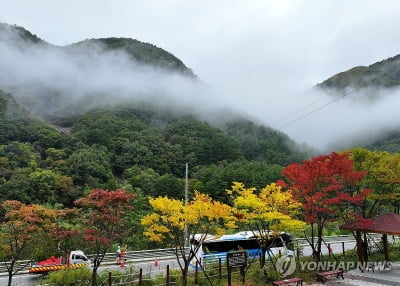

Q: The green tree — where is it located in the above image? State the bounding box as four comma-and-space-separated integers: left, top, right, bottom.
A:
72, 111, 142, 147
351, 148, 400, 214
223, 119, 308, 165
44, 148, 67, 170
123, 165, 160, 197
66, 145, 113, 187
0, 168, 32, 203
54, 175, 81, 207
165, 118, 243, 166
0, 142, 39, 169
33, 122, 63, 150
28, 169, 59, 204
155, 174, 183, 198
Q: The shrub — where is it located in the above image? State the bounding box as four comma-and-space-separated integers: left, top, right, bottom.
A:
37, 268, 91, 286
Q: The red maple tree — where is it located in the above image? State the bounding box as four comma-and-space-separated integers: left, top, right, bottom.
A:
75, 189, 136, 286
282, 152, 372, 262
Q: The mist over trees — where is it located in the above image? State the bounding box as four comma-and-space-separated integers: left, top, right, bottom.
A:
0, 23, 314, 209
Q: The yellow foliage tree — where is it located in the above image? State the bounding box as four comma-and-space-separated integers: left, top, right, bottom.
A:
141, 191, 235, 286
227, 182, 305, 268
351, 148, 400, 214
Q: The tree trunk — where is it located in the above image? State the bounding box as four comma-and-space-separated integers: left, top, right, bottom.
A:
355, 231, 365, 266
91, 259, 100, 286
91, 269, 98, 286
309, 223, 318, 261
315, 224, 324, 264
362, 232, 369, 262
7, 259, 15, 286
260, 248, 267, 268
394, 202, 400, 214
181, 264, 188, 286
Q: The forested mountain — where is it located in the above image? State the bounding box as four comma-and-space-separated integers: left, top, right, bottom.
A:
68, 38, 195, 77
0, 23, 311, 208
317, 54, 400, 152
0, 23, 198, 119
364, 130, 400, 153
0, 23, 193, 76
0, 22, 47, 45
0, 89, 307, 206
317, 54, 400, 91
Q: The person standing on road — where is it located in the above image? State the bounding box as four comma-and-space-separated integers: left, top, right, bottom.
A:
116, 245, 121, 264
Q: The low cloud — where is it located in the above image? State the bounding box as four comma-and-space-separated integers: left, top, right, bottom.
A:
0, 26, 220, 121
2, 4, 400, 153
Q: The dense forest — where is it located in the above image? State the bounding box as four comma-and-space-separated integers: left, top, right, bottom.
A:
0, 89, 308, 208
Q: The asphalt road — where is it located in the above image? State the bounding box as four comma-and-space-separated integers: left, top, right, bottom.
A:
0, 240, 358, 286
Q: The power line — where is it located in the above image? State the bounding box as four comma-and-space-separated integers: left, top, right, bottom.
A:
273, 93, 329, 125
274, 62, 400, 130
276, 86, 363, 130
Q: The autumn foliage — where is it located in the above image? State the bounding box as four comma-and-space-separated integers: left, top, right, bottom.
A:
141, 191, 234, 286
351, 148, 400, 214
227, 182, 304, 231
227, 182, 305, 268
282, 152, 372, 261
142, 191, 234, 242
0, 201, 57, 286
282, 152, 371, 222
75, 189, 136, 286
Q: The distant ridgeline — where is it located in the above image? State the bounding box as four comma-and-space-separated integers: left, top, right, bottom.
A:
0, 23, 195, 77
0, 22, 44, 44
317, 54, 400, 92
69, 38, 195, 77
0, 22, 198, 120
316, 54, 400, 153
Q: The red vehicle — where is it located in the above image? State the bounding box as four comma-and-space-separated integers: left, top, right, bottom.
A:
29, 250, 91, 274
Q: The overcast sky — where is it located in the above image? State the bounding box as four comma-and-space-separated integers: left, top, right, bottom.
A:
2, 0, 400, 151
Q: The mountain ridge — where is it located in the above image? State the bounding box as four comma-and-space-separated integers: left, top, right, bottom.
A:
68, 37, 196, 77
0, 22, 195, 77
317, 54, 400, 91
316, 53, 400, 152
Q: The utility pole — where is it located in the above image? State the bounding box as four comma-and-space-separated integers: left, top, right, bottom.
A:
184, 163, 189, 248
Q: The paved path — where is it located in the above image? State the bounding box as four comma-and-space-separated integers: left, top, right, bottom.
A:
310, 263, 400, 285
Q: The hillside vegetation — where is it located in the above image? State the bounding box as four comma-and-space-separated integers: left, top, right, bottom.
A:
69, 38, 195, 77
0, 88, 308, 207
317, 54, 400, 91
